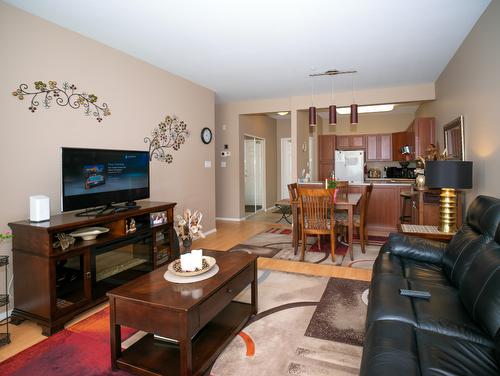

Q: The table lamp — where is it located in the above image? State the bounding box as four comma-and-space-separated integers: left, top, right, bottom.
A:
425, 160, 473, 233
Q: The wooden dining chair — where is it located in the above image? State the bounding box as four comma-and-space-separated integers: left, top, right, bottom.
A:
335, 183, 374, 253
298, 187, 336, 262
287, 183, 300, 255
335, 180, 349, 201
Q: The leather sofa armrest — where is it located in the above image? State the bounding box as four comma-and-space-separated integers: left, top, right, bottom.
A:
383, 232, 447, 265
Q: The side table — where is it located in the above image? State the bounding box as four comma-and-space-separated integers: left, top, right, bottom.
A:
398, 224, 455, 243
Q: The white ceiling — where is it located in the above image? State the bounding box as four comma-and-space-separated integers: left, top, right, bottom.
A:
5, 0, 490, 103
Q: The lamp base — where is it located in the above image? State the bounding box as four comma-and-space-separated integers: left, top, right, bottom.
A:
438, 188, 457, 233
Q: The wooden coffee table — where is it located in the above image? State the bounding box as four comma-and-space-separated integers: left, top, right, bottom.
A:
107, 250, 258, 376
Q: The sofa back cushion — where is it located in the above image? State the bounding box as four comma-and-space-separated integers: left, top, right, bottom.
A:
459, 241, 500, 340
442, 196, 500, 287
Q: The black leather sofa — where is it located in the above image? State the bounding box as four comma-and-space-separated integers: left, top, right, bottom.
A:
360, 195, 500, 376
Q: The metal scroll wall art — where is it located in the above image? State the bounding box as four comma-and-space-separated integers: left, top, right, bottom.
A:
12, 81, 110, 122
144, 115, 189, 164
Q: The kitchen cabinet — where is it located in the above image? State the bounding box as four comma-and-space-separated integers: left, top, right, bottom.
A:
336, 135, 365, 150
366, 134, 392, 161
392, 131, 409, 161
318, 135, 335, 180
406, 118, 435, 158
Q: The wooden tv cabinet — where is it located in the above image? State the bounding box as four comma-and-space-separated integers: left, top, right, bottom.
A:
8, 201, 177, 336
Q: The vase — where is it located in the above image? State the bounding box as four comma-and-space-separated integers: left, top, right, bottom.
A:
182, 237, 192, 254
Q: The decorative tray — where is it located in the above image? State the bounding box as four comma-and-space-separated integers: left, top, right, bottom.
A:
167, 256, 216, 277
69, 226, 110, 240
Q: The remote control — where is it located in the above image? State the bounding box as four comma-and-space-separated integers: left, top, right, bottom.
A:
399, 289, 431, 299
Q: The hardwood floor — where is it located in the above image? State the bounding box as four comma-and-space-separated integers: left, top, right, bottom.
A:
0, 219, 372, 362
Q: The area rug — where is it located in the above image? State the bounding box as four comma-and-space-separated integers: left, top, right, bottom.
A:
0, 307, 135, 375
0, 271, 369, 376
229, 228, 386, 269
211, 271, 368, 375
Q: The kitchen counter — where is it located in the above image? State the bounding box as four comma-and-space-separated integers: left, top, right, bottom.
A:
299, 179, 414, 187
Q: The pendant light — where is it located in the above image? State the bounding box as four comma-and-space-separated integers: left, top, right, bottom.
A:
350, 74, 358, 124
308, 75, 317, 126
328, 76, 337, 125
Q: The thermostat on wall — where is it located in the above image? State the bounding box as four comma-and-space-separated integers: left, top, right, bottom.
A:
221, 151, 231, 157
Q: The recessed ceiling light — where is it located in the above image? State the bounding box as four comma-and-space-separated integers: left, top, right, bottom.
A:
336, 104, 394, 115
277, 111, 289, 116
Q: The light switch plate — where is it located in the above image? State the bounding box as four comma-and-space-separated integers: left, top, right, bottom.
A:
204, 160, 212, 168
221, 161, 227, 168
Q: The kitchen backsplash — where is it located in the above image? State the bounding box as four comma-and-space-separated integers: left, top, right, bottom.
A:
366, 161, 417, 178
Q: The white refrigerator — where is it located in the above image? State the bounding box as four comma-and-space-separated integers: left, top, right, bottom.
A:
334, 150, 365, 183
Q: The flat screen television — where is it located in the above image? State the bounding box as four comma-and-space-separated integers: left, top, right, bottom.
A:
62, 147, 150, 213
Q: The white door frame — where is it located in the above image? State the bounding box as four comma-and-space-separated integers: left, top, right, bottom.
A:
281, 137, 292, 199
243, 134, 266, 217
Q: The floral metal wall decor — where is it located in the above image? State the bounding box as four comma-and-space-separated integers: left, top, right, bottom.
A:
144, 115, 189, 163
12, 81, 110, 122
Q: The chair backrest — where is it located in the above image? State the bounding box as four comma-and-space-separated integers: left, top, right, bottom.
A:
335, 181, 349, 201
359, 183, 374, 227
287, 183, 299, 205
298, 187, 335, 231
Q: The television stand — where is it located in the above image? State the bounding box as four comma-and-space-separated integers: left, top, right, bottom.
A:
8, 201, 178, 336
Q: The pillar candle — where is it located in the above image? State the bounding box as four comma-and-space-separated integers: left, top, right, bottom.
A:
191, 249, 203, 270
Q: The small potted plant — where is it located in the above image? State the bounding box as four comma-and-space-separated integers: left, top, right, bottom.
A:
0, 232, 13, 242
175, 209, 205, 253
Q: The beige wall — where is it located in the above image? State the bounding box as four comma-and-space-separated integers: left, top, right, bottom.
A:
319, 111, 415, 135
416, 0, 500, 203
0, 2, 215, 294
276, 118, 291, 199
239, 115, 277, 213
216, 84, 436, 219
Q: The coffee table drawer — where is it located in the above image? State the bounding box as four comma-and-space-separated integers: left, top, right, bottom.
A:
198, 264, 254, 327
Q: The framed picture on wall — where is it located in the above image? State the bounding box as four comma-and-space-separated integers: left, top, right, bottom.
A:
443, 116, 465, 160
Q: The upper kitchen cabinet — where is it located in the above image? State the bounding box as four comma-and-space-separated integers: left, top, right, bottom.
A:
367, 134, 392, 161
392, 131, 409, 161
318, 135, 335, 180
336, 135, 366, 150
411, 117, 435, 158
392, 118, 435, 160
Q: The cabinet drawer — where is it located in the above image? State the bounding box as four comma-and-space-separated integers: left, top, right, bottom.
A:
198, 264, 254, 327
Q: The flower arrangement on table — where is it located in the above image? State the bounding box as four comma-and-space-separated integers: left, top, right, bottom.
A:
325, 178, 337, 189
175, 209, 205, 253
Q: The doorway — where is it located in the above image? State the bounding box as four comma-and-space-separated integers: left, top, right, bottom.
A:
280, 138, 292, 199
244, 135, 265, 216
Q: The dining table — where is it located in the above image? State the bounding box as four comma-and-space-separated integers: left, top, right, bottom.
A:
292, 184, 362, 261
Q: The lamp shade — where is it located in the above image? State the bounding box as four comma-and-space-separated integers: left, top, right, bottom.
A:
350, 104, 358, 124
425, 160, 473, 189
328, 105, 337, 125
309, 106, 317, 126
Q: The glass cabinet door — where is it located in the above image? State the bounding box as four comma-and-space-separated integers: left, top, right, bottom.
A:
54, 250, 90, 313
153, 226, 174, 267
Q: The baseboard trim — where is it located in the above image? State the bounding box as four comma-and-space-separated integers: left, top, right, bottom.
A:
215, 217, 246, 222
203, 228, 217, 236
265, 206, 276, 212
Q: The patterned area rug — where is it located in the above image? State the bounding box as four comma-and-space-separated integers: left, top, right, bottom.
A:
229, 228, 386, 269
0, 270, 369, 376
212, 270, 369, 375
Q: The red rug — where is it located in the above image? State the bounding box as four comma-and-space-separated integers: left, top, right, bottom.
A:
308, 235, 388, 255
265, 228, 292, 235
0, 307, 135, 376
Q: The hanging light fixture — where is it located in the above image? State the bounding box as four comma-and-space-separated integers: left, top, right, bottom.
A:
350, 73, 358, 124
328, 76, 337, 125
308, 74, 317, 126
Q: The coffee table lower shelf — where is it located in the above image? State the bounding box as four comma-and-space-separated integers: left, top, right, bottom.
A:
116, 301, 253, 376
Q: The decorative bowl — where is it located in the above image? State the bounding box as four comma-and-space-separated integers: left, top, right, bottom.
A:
69, 226, 110, 240
167, 256, 216, 277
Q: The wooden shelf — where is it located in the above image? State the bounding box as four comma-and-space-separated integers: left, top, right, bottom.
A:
117, 302, 253, 376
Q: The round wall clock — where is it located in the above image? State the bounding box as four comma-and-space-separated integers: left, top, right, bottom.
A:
201, 127, 212, 144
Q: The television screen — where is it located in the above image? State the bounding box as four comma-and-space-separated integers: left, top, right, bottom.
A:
62, 147, 150, 212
